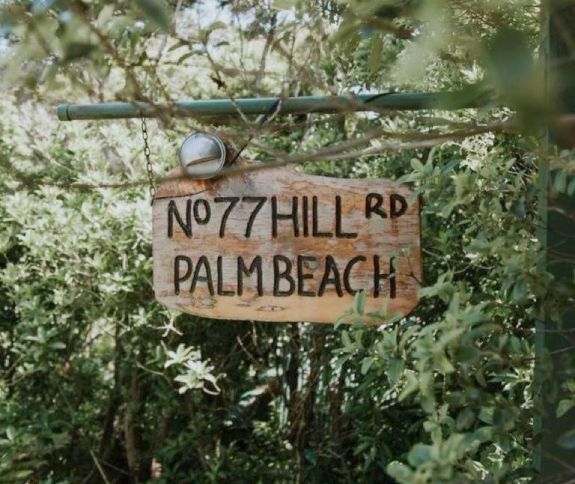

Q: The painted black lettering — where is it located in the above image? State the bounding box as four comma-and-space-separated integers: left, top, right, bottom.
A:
373, 256, 396, 298
390, 194, 408, 219
273, 255, 295, 296
312, 196, 333, 237
243, 196, 267, 238
343, 255, 367, 294
237, 256, 263, 296
335, 196, 358, 238
302, 196, 309, 237
318, 256, 343, 297
174, 255, 192, 294
214, 197, 239, 238
271, 196, 299, 238
193, 199, 211, 225
217, 256, 234, 296
190, 256, 214, 295
168, 199, 192, 238
297, 255, 317, 297
365, 193, 387, 219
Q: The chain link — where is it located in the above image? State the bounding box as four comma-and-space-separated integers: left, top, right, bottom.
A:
140, 117, 156, 204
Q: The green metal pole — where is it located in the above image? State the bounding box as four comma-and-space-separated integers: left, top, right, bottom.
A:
537, 0, 575, 478
56, 89, 486, 121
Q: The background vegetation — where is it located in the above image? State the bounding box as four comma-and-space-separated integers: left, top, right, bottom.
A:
0, 0, 573, 482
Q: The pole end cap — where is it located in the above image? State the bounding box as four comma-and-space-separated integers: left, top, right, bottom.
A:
56, 105, 71, 121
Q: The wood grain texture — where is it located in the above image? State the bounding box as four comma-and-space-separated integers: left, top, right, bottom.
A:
153, 165, 422, 323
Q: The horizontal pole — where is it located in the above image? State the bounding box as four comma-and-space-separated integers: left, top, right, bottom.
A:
56, 89, 488, 121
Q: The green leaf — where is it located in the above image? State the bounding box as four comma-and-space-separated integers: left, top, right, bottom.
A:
512, 278, 527, 302
361, 356, 374, 375
557, 399, 575, 418
341, 331, 352, 349
388, 358, 404, 385
433, 352, 455, 374
135, 0, 171, 32
63, 42, 95, 62
386, 461, 413, 483
407, 443, 432, 467
353, 290, 366, 315
472, 426, 494, 443
453, 343, 479, 363
553, 170, 567, 194
176, 52, 195, 64
201, 21, 227, 42
557, 429, 575, 449
511, 197, 526, 218
420, 395, 435, 414
410, 158, 424, 172
398, 370, 419, 401
331, 19, 361, 53
368, 35, 384, 74
456, 408, 475, 431
96, 5, 115, 28
483, 27, 543, 116
304, 448, 317, 466
478, 407, 494, 424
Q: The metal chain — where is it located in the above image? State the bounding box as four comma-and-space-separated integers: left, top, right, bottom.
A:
140, 117, 156, 204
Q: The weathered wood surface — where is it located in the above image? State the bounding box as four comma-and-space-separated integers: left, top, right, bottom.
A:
153, 165, 422, 323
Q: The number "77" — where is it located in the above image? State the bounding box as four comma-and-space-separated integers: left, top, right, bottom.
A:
214, 196, 266, 238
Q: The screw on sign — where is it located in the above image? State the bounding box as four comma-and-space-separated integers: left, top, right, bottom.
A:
153, 134, 422, 324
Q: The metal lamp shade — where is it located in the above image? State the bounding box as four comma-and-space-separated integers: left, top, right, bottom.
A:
179, 132, 228, 179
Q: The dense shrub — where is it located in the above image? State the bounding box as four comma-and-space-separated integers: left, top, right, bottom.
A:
0, 1, 573, 482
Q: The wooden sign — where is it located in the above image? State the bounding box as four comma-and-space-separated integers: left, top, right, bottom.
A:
153, 166, 421, 323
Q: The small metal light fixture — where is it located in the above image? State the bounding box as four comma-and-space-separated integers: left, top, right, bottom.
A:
179, 132, 228, 179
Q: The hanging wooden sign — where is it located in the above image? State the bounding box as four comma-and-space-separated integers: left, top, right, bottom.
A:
153, 165, 422, 323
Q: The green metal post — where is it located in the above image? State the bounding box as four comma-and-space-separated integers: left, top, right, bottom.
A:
56, 89, 486, 121
537, 0, 575, 478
